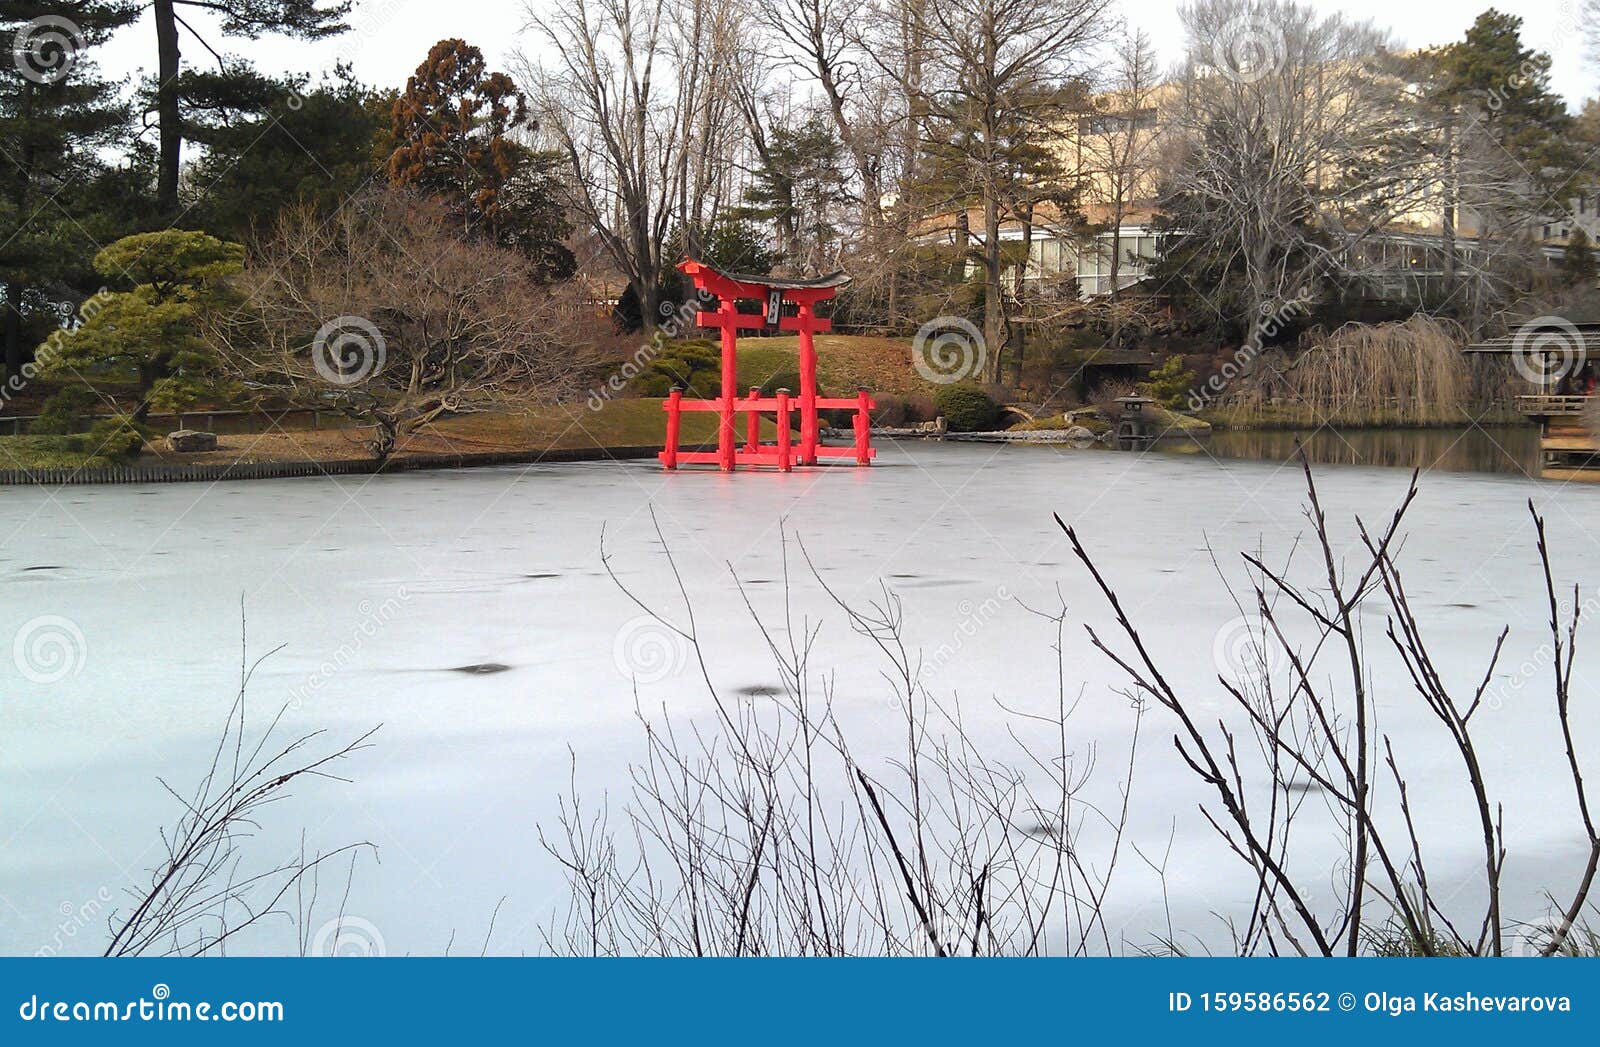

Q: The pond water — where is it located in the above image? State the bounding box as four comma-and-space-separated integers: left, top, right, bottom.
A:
1157, 424, 1544, 477
2, 436, 1596, 955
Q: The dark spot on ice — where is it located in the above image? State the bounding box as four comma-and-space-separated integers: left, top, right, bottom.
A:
889, 573, 922, 579
734, 684, 783, 697
1287, 781, 1325, 795
1025, 819, 1065, 842
1449, 603, 1478, 609
21, 566, 61, 572
522, 573, 561, 580
448, 663, 511, 675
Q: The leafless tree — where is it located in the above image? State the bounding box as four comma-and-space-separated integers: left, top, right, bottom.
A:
1163, 0, 1430, 343
520, 0, 747, 327
218, 188, 591, 460
1064, 457, 1600, 955
540, 518, 1142, 956
1076, 27, 1163, 325
888, 0, 1110, 382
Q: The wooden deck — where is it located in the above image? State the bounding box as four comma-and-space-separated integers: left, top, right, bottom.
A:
1516, 396, 1600, 471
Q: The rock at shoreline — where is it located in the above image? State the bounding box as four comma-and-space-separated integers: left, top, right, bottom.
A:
166, 430, 219, 453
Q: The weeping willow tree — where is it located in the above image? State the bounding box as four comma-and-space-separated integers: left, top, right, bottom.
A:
1221, 316, 1522, 427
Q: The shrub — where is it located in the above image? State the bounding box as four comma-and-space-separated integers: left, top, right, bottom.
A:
758, 371, 802, 398
629, 339, 722, 399
1143, 356, 1198, 411
903, 394, 937, 423
29, 387, 99, 435
82, 415, 147, 460
933, 382, 1001, 432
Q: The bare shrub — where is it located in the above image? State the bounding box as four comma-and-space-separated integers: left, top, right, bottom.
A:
106, 637, 376, 957
539, 518, 1141, 957
547, 465, 1598, 956
1063, 456, 1598, 955
219, 187, 597, 459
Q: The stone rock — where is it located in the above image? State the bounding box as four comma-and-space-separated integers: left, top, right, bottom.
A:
1064, 426, 1097, 443
166, 430, 218, 453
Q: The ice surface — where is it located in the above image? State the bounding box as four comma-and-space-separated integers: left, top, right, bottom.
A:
1, 441, 1596, 955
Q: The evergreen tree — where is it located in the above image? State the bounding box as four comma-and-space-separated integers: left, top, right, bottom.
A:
143, 0, 351, 215
1563, 227, 1598, 286
187, 68, 389, 241
389, 39, 573, 279
2, 2, 140, 377
38, 230, 243, 421
736, 114, 852, 271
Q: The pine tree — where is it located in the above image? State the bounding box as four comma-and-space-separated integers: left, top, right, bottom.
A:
2, 2, 140, 377
388, 39, 572, 279
1563, 227, 1598, 286
144, 0, 351, 215
187, 67, 388, 241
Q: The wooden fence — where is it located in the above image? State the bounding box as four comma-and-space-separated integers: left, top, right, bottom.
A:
0, 446, 666, 487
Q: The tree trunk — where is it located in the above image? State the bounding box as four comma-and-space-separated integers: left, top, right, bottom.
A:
1441, 109, 1457, 304
153, 0, 182, 216
983, 191, 1004, 385
3, 281, 23, 381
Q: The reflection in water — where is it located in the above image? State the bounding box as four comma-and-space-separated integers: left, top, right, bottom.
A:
1154, 426, 1542, 476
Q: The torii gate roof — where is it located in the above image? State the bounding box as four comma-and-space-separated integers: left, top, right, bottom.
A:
678, 259, 852, 297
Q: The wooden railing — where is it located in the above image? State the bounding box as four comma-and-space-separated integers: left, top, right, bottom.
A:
1515, 394, 1591, 416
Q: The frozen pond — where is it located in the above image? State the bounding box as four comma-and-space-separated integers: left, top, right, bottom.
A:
2, 438, 1598, 955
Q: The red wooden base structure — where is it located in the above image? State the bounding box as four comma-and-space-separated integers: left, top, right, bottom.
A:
660, 259, 875, 472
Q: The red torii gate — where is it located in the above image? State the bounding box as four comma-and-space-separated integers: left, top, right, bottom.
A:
660, 259, 875, 472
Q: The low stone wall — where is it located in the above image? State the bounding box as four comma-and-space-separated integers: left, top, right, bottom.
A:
0, 445, 665, 487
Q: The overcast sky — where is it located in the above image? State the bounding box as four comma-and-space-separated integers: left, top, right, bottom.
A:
89, 0, 1596, 108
